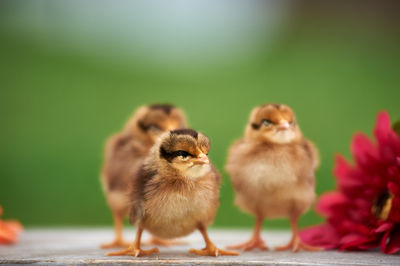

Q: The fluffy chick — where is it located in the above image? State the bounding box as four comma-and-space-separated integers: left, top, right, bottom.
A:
100, 104, 187, 248
107, 129, 239, 257
226, 103, 321, 252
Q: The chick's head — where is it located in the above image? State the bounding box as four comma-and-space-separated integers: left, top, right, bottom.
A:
246, 104, 302, 144
136, 103, 187, 142
159, 129, 211, 179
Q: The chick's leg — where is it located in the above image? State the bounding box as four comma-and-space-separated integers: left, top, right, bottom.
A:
275, 215, 322, 252
189, 225, 239, 256
226, 215, 268, 251
101, 212, 130, 249
107, 226, 159, 257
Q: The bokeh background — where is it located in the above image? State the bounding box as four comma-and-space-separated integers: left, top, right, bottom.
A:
1, 0, 399, 229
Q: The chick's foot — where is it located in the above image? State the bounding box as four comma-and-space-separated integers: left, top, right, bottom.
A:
100, 239, 131, 249
226, 236, 268, 251
107, 246, 159, 257
275, 235, 322, 252
189, 244, 239, 257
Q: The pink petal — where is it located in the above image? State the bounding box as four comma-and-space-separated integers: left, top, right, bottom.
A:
380, 226, 392, 253
351, 133, 377, 168
333, 154, 352, 181
316, 192, 347, 216
336, 219, 373, 235
374, 111, 392, 144
334, 155, 363, 190
374, 111, 400, 161
386, 226, 400, 254
340, 234, 379, 251
388, 181, 400, 195
300, 224, 339, 249
373, 222, 393, 233
388, 182, 400, 222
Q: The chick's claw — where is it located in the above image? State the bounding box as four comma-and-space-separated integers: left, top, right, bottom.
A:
189, 245, 239, 257
107, 247, 159, 257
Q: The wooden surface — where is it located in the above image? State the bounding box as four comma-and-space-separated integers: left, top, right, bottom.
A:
0, 228, 398, 265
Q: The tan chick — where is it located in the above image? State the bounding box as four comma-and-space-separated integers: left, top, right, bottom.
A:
100, 104, 187, 248
107, 129, 239, 257
226, 103, 321, 252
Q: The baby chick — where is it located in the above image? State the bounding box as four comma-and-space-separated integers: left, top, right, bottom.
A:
100, 104, 187, 248
107, 129, 239, 257
226, 103, 321, 252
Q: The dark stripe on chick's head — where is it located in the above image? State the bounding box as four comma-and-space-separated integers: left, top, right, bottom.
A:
149, 103, 175, 115
170, 128, 198, 139
159, 128, 202, 162
159, 147, 194, 163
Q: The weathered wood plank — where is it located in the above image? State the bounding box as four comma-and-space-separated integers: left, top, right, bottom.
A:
0, 228, 398, 265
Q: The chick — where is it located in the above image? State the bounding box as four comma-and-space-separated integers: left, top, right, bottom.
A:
226, 103, 321, 252
100, 104, 187, 248
107, 129, 239, 257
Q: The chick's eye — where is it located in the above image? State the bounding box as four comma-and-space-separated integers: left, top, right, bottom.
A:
148, 124, 161, 132
173, 150, 192, 159
262, 119, 273, 126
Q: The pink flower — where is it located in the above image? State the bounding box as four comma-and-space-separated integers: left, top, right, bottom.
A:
300, 111, 400, 254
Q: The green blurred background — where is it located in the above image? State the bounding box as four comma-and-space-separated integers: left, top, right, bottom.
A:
1, 0, 399, 229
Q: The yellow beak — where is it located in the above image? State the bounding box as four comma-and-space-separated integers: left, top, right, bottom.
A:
195, 153, 209, 164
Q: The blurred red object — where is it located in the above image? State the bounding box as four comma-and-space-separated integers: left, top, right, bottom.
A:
300, 111, 400, 254
0, 205, 23, 245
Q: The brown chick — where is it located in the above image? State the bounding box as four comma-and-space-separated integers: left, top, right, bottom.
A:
100, 104, 187, 248
226, 103, 321, 252
107, 129, 239, 257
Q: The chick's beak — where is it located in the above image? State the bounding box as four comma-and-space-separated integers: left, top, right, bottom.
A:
277, 121, 290, 131
195, 153, 209, 164
166, 124, 177, 131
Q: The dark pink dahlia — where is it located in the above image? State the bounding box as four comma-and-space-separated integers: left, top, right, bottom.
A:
300, 111, 400, 254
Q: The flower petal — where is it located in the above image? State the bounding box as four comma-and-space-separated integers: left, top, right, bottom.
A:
0, 222, 18, 244
374, 111, 392, 144
0, 205, 23, 245
334, 155, 363, 190
315, 192, 347, 216
340, 234, 379, 251
373, 222, 393, 233
3, 220, 23, 234
386, 226, 400, 254
380, 225, 392, 253
300, 224, 340, 249
374, 111, 400, 161
388, 182, 400, 222
351, 133, 377, 168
